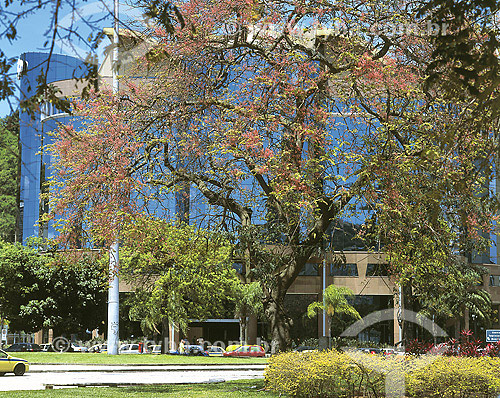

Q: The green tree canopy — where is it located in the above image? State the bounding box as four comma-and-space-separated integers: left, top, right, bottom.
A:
307, 285, 361, 336
0, 241, 107, 335
121, 217, 242, 335
0, 112, 19, 242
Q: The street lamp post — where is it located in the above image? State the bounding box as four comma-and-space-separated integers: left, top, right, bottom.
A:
107, 0, 120, 356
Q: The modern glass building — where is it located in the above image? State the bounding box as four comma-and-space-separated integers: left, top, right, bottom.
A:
18, 52, 88, 242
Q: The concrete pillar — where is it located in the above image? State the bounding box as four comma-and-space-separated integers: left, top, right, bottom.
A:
168, 323, 180, 352
247, 314, 257, 344
393, 290, 403, 346
34, 330, 43, 345
393, 301, 400, 346
48, 329, 54, 343
464, 308, 470, 332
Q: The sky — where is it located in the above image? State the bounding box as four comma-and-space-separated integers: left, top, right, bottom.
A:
0, 1, 142, 118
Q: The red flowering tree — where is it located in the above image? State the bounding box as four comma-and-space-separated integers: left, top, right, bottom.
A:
49, 0, 499, 350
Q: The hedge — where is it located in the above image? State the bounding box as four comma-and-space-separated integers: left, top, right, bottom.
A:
407, 356, 500, 398
265, 350, 500, 398
265, 350, 385, 397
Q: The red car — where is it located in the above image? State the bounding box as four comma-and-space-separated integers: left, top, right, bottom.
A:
223, 345, 265, 357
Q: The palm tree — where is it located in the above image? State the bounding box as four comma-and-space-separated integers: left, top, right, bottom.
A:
307, 285, 361, 337
235, 282, 264, 345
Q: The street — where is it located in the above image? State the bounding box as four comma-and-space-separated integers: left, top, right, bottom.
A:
0, 364, 266, 391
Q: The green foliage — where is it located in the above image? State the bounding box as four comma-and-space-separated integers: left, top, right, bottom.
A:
235, 281, 264, 319
0, 379, 274, 398
0, 241, 107, 334
265, 350, 385, 398
120, 217, 242, 334
0, 112, 19, 242
307, 285, 361, 336
417, 263, 493, 325
407, 356, 500, 398
47, 0, 500, 351
18, 351, 267, 365
267, 351, 500, 398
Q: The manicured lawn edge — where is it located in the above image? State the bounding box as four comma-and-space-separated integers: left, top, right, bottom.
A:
17, 352, 268, 365
0, 379, 279, 397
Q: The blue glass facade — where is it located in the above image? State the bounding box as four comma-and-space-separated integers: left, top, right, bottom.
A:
19, 52, 87, 242
19, 52, 190, 244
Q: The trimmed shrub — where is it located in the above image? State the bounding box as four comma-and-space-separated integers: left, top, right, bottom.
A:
406, 356, 500, 398
266, 351, 500, 398
265, 350, 385, 398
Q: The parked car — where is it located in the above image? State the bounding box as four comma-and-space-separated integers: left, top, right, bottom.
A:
119, 343, 143, 354
5, 343, 41, 352
71, 343, 88, 352
223, 345, 265, 357
89, 344, 107, 353
293, 346, 317, 353
380, 348, 395, 356
184, 344, 207, 356
205, 345, 225, 357
150, 345, 162, 354
0, 349, 29, 376
358, 348, 381, 355
225, 344, 241, 352
40, 343, 51, 352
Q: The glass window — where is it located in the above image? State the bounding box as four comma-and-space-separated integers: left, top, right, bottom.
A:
0, 351, 7, 358
330, 263, 358, 277
233, 263, 243, 274
490, 275, 500, 286
366, 263, 389, 277
299, 263, 319, 276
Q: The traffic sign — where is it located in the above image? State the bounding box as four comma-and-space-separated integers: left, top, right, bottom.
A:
1, 329, 6, 342
486, 329, 500, 342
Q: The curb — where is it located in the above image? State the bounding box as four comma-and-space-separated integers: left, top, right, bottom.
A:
32, 361, 267, 366
44, 379, 228, 390
30, 366, 266, 373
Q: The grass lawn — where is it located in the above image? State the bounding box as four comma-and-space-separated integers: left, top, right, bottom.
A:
16, 352, 268, 365
0, 380, 279, 397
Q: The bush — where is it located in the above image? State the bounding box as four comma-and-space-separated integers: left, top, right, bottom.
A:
265, 350, 385, 398
266, 350, 500, 398
406, 356, 500, 398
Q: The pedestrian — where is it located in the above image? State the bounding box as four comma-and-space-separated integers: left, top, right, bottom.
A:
179, 339, 185, 355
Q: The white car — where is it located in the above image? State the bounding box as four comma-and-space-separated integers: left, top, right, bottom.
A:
150, 345, 161, 354
119, 343, 142, 354
89, 344, 107, 353
39, 343, 51, 352
71, 343, 88, 352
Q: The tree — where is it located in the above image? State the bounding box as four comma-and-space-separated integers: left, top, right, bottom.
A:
120, 217, 242, 343
0, 112, 19, 242
307, 285, 361, 338
235, 281, 264, 345
418, 264, 494, 331
416, 0, 500, 117
48, 0, 499, 351
0, 241, 107, 335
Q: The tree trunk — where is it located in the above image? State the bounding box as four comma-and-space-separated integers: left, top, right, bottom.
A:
247, 313, 257, 344
161, 318, 169, 354
402, 283, 416, 342
265, 295, 293, 353
464, 308, 470, 333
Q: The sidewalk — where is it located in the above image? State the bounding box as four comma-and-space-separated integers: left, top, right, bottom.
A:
29, 363, 267, 373
0, 364, 266, 391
